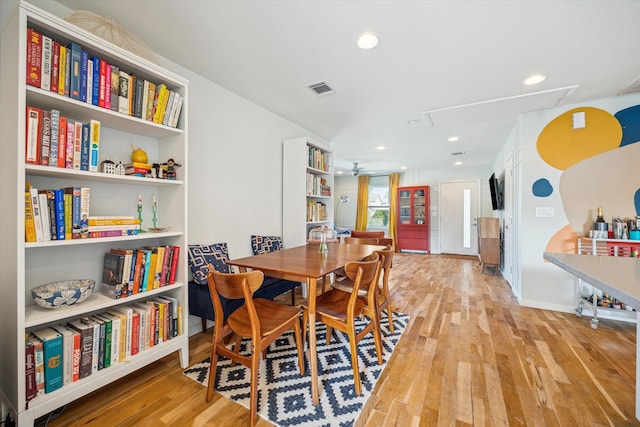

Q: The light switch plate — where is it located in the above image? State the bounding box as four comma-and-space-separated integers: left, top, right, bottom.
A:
572, 111, 586, 129
536, 207, 554, 217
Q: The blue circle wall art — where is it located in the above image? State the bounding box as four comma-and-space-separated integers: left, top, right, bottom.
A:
532, 178, 553, 197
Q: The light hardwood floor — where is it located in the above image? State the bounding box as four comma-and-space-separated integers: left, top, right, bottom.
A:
47, 253, 638, 426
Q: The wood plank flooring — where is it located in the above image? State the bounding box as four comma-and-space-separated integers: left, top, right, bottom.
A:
47, 254, 638, 426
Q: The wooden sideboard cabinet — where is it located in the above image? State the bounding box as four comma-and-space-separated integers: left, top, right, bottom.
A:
477, 217, 500, 273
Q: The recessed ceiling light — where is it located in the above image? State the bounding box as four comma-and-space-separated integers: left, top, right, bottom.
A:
400, 166, 407, 170
376, 145, 386, 150
407, 119, 421, 125
336, 171, 343, 175
448, 136, 459, 142
454, 161, 463, 166
357, 32, 379, 49
524, 74, 546, 85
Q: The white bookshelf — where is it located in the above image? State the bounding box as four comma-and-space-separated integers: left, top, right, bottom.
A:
282, 137, 334, 248
0, 2, 189, 424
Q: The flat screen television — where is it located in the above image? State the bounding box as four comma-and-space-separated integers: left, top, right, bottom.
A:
489, 173, 503, 210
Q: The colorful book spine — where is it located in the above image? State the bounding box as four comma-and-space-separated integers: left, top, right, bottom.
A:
57, 115, 67, 168
130, 311, 140, 356
73, 121, 82, 170
88, 229, 139, 238
110, 65, 119, 112
51, 324, 74, 385
71, 186, 81, 239
91, 56, 100, 106
25, 106, 42, 165
38, 191, 51, 241
49, 109, 60, 167
50, 41, 60, 93
25, 334, 44, 397
93, 315, 112, 369
30, 186, 44, 242
80, 49, 88, 102
32, 327, 63, 393
106, 310, 126, 362
104, 62, 112, 110
63, 43, 71, 96
89, 119, 100, 172
80, 122, 90, 171
54, 188, 65, 240
169, 245, 180, 284
69, 42, 81, 100
80, 187, 90, 238
63, 187, 73, 240
25, 191, 37, 242
25, 340, 37, 402
118, 70, 130, 115
40, 110, 51, 166
57, 44, 66, 95
40, 34, 52, 91
26, 28, 42, 87
65, 120, 75, 169
86, 57, 93, 106
45, 190, 56, 241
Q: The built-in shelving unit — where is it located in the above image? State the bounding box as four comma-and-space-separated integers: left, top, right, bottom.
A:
0, 2, 189, 424
282, 137, 334, 248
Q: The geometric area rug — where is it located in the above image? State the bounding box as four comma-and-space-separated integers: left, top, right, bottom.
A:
183, 311, 410, 427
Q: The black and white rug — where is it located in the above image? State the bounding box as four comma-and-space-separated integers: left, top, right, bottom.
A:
183, 311, 409, 426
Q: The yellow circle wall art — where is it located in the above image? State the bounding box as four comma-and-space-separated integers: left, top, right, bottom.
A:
536, 107, 622, 170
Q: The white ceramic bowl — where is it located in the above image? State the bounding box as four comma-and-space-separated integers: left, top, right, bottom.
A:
31, 279, 95, 309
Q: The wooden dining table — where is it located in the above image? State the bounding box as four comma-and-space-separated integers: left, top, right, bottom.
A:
226, 241, 384, 405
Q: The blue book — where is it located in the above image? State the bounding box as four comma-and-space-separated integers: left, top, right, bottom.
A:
91, 56, 100, 106
70, 186, 81, 239
54, 189, 65, 240
69, 43, 81, 100
140, 249, 152, 292
80, 123, 90, 171
80, 49, 88, 102
32, 328, 63, 394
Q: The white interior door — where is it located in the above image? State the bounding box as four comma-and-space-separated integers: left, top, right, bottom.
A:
439, 180, 480, 255
503, 154, 514, 288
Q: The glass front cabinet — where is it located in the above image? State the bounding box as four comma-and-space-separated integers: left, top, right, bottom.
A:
397, 186, 429, 252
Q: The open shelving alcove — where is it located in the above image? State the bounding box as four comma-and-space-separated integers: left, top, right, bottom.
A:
0, 2, 189, 424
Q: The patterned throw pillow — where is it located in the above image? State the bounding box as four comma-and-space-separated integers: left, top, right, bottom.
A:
188, 243, 230, 285
251, 235, 283, 255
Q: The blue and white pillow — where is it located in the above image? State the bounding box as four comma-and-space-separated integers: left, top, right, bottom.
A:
188, 243, 230, 285
251, 235, 283, 255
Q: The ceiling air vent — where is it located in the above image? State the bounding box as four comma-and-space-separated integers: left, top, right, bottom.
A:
307, 81, 335, 96
451, 151, 466, 156
618, 76, 640, 96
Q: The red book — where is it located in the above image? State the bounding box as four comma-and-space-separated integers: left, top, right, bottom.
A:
50, 41, 60, 93
25, 106, 42, 164
132, 249, 144, 294
98, 59, 107, 108
130, 311, 140, 356
70, 331, 81, 382
104, 63, 112, 110
168, 245, 180, 284
57, 116, 67, 168
26, 28, 42, 87
160, 245, 171, 286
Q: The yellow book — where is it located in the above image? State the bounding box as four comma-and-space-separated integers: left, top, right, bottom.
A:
25, 191, 37, 242
153, 84, 168, 123
58, 45, 66, 96
154, 246, 165, 288
106, 310, 127, 362
147, 249, 158, 291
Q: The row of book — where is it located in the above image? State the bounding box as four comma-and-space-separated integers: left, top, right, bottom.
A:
308, 146, 331, 172
307, 201, 328, 222
102, 246, 180, 299
26, 106, 100, 170
25, 184, 88, 243
26, 297, 182, 401
306, 173, 331, 197
26, 27, 183, 128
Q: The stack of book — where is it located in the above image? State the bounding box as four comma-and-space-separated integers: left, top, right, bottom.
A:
26, 27, 183, 128
26, 298, 182, 403
88, 216, 140, 238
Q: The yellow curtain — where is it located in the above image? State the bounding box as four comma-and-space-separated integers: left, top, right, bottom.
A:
355, 176, 369, 231
388, 173, 400, 251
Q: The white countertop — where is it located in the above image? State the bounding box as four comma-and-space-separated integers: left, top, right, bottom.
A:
543, 252, 640, 308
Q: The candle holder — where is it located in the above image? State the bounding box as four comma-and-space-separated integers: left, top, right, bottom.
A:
137, 194, 146, 233
147, 194, 170, 233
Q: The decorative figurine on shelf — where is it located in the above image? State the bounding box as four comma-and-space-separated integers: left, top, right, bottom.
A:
163, 158, 181, 180
114, 162, 125, 175
137, 193, 146, 233
101, 159, 116, 174
130, 145, 148, 163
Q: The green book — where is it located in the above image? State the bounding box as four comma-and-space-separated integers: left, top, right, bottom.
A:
94, 315, 112, 369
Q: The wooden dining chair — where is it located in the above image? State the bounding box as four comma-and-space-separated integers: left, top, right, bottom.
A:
206, 267, 305, 427
344, 236, 379, 245
302, 255, 383, 396
333, 247, 396, 333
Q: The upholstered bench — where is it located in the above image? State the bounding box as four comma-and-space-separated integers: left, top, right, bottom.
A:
188, 243, 301, 333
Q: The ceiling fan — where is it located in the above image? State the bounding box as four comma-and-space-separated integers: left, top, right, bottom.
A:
351, 162, 365, 176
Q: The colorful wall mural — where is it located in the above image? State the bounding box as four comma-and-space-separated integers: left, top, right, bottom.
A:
535, 105, 640, 253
